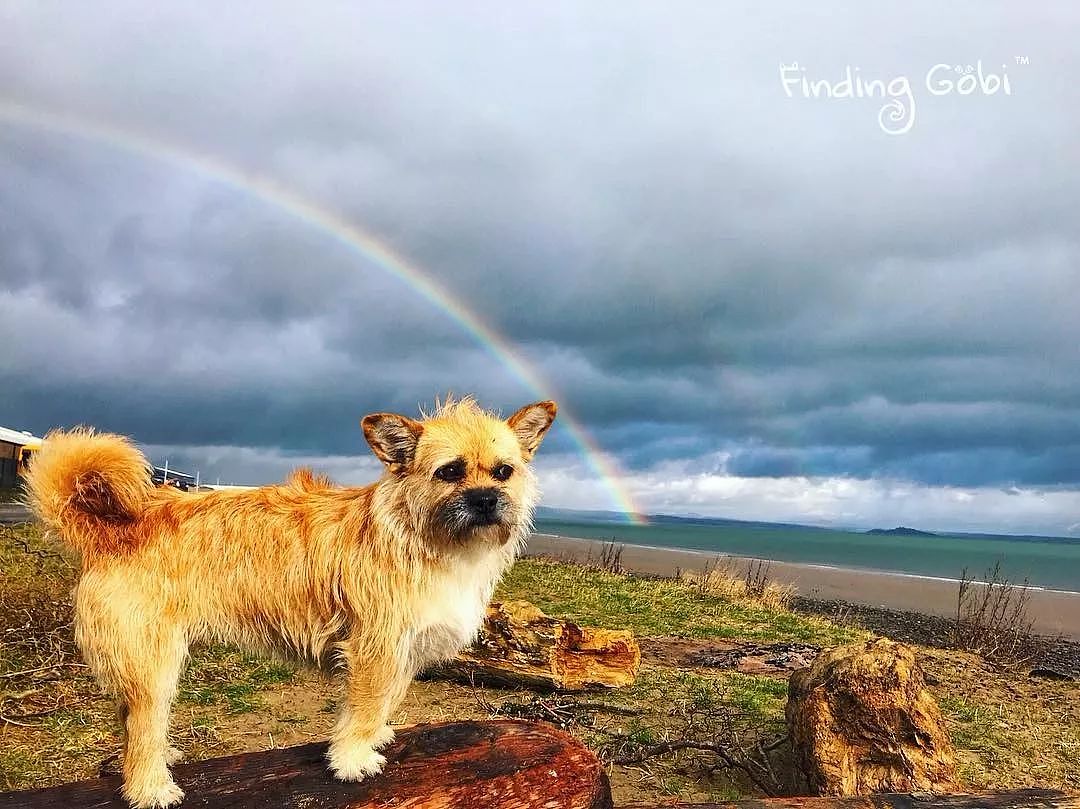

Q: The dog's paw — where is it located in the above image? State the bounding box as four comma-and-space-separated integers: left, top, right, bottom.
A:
327, 742, 387, 782
122, 776, 185, 809
369, 724, 395, 750
165, 747, 184, 766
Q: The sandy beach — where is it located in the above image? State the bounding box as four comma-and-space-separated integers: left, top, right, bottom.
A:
527, 533, 1080, 641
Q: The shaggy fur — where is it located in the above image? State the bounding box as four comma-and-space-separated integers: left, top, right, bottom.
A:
25, 397, 556, 808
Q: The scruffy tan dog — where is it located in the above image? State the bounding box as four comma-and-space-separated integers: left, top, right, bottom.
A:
26, 398, 556, 808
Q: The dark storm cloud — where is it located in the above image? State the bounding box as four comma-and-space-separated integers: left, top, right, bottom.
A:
2, 1, 1079, 521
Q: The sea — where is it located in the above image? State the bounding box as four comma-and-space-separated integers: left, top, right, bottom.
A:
532, 512, 1080, 593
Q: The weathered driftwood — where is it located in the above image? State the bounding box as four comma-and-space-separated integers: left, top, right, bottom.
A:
0, 720, 612, 809
622, 791, 1080, 809
787, 639, 957, 797
428, 600, 640, 691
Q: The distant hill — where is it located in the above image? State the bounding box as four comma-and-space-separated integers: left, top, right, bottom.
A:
865, 526, 939, 537
534, 506, 836, 533
534, 506, 1079, 544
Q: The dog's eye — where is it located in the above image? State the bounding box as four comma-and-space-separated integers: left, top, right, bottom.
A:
434, 460, 466, 483
491, 464, 514, 482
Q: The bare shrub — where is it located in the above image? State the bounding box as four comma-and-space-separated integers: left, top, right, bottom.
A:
951, 561, 1043, 666
599, 540, 624, 574
744, 559, 778, 602
582, 539, 624, 575
596, 677, 791, 796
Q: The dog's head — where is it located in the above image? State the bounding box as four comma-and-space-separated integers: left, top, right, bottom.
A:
361, 398, 556, 550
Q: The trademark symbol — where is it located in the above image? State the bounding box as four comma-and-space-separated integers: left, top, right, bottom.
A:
1015, 56, 1029, 65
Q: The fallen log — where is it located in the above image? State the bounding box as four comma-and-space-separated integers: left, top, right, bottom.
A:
427, 600, 640, 691
622, 791, 1080, 809
0, 720, 612, 809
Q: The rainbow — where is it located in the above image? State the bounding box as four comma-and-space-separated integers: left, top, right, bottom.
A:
0, 100, 646, 524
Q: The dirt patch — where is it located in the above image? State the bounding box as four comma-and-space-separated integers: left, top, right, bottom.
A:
175, 672, 498, 764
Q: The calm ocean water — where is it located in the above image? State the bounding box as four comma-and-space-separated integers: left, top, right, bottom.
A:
533, 517, 1080, 593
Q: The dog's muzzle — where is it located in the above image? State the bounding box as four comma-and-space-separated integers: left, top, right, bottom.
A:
437, 487, 509, 536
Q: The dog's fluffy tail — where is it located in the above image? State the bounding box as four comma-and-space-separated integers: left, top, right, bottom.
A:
25, 428, 152, 557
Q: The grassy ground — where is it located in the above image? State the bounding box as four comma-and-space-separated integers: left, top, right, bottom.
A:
2, 523, 1078, 801
498, 558, 855, 646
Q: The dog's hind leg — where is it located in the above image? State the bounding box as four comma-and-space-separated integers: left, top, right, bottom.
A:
75, 575, 188, 808
327, 638, 411, 781
116, 702, 184, 762
112, 628, 188, 809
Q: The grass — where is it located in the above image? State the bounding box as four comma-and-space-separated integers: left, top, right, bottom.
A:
635, 667, 788, 728
722, 672, 789, 718
937, 684, 1080, 791
579, 665, 788, 728
179, 649, 296, 714
498, 557, 859, 645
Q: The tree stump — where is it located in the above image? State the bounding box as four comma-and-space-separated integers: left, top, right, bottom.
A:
0, 720, 612, 809
786, 638, 957, 797
429, 600, 640, 691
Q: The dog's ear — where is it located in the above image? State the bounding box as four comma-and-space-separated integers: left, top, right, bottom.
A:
507, 400, 557, 461
362, 413, 424, 471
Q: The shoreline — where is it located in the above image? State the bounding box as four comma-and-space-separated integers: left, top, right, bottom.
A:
533, 534, 1080, 595
526, 533, 1080, 641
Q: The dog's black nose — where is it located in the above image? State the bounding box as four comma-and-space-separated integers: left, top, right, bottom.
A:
465, 488, 500, 516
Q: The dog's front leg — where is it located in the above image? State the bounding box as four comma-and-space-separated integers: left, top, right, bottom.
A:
327, 638, 410, 781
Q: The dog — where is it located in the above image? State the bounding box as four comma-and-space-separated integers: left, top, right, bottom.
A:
26, 397, 556, 808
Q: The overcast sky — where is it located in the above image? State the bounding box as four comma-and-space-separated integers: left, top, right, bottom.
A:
2, 2, 1079, 534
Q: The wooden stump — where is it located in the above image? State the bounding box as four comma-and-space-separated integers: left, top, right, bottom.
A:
0, 720, 612, 809
429, 600, 640, 691
786, 639, 957, 797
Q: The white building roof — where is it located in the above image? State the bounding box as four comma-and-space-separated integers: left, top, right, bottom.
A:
0, 426, 43, 448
